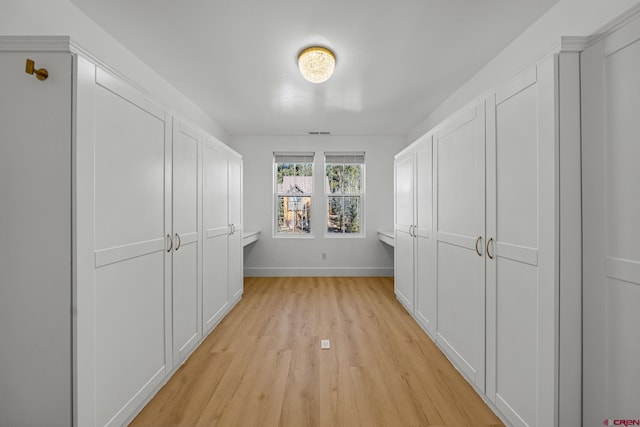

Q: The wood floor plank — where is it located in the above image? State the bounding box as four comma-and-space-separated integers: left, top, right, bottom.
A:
130, 277, 504, 427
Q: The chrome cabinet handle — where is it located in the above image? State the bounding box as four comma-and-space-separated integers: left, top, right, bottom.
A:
175, 233, 181, 251
228, 224, 233, 235
166, 234, 173, 252
232, 224, 236, 234
475, 236, 482, 256
486, 237, 494, 260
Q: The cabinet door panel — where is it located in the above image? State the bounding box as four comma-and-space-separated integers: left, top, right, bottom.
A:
94, 86, 165, 251
415, 138, 435, 334
95, 253, 166, 427
203, 141, 230, 333
229, 230, 243, 301
395, 152, 414, 230
487, 57, 557, 427
605, 44, 640, 262
173, 242, 199, 359
605, 280, 640, 416
603, 40, 640, 412
92, 74, 169, 426
436, 242, 483, 381
496, 84, 538, 249
172, 121, 200, 362
204, 142, 229, 230
173, 123, 199, 240
395, 230, 414, 311
487, 55, 569, 426
203, 235, 229, 332
436, 119, 480, 238
435, 104, 485, 390
493, 78, 540, 427
394, 150, 415, 311
228, 153, 243, 301
495, 259, 538, 426
228, 153, 242, 226
415, 235, 434, 334
415, 139, 433, 232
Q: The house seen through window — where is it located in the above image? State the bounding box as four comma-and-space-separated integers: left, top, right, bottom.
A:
274, 152, 314, 235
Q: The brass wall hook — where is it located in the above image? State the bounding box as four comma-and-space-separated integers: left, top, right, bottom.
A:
25, 59, 48, 81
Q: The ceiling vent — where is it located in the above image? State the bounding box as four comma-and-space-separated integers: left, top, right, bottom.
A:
308, 131, 330, 135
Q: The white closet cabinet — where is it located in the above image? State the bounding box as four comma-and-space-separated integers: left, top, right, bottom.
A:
582, 18, 640, 426
485, 51, 582, 427
203, 137, 243, 335
394, 135, 435, 334
0, 38, 243, 427
434, 100, 487, 391
398, 49, 582, 426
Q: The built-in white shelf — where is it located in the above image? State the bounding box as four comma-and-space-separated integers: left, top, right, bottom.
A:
242, 230, 260, 247
378, 230, 395, 247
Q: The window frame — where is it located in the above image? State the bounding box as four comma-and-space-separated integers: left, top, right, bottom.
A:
272, 152, 315, 238
324, 152, 366, 238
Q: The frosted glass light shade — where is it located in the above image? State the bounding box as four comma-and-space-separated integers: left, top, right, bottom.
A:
297, 46, 336, 83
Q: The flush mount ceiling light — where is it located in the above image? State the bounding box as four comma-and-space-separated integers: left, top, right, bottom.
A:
297, 46, 336, 83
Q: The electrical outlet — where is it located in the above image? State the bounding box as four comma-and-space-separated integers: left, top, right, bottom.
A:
321, 252, 327, 261
321, 339, 330, 349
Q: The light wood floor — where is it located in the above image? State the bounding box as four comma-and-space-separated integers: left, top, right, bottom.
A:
131, 277, 503, 427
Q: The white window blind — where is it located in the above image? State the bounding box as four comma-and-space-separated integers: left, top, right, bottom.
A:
324, 152, 365, 164
274, 152, 315, 164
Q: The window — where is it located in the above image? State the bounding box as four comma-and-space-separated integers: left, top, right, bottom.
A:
325, 152, 365, 235
274, 152, 314, 235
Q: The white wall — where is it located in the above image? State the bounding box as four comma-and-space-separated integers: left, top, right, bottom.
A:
0, 0, 230, 142
408, 0, 640, 141
232, 135, 404, 276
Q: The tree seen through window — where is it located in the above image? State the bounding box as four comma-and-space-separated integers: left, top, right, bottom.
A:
325, 153, 364, 234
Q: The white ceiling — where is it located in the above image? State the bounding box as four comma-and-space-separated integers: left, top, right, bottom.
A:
70, 0, 558, 136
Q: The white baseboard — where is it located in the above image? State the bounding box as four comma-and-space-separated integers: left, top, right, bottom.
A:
244, 267, 394, 277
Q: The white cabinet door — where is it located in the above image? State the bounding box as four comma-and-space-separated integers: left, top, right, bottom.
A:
582, 26, 640, 426
394, 150, 415, 311
202, 139, 230, 334
228, 152, 243, 302
0, 51, 72, 427
395, 230, 415, 311
171, 119, 201, 363
414, 136, 435, 336
486, 58, 558, 427
92, 68, 169, 427
435, 103, 486, 391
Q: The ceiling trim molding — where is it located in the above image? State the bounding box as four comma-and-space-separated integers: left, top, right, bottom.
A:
587, 2, 640, 46
69, 39, 153, 99
69, 38, 178, 120
558, 36, 590, 53
0, 36, 71, 52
